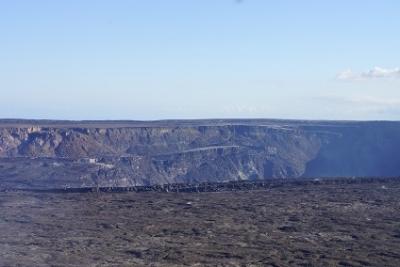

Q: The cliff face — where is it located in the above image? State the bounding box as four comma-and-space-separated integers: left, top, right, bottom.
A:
0, 120, 399, 189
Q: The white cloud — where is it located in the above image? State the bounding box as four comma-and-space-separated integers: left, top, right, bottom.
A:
336, 69, 358, 81
337, 67, 400, 81
362, 67, 400, 78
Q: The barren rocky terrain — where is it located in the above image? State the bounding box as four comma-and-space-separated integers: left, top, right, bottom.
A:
1, 179, 400, 267
1, 119, 400, 266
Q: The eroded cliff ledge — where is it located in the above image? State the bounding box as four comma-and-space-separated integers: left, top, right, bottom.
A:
1, 119, 399, 189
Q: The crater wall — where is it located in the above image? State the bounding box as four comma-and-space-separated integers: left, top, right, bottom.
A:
1, 119, 399, 189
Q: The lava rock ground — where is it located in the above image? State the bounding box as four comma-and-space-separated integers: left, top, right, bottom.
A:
1, 180, 400, 267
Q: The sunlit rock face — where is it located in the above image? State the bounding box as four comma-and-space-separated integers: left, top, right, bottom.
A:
0, 119, 399, 189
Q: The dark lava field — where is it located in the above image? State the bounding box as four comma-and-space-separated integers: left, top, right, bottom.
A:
1, 179, 400, 267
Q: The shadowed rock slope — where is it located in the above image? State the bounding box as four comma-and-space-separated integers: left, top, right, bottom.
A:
0, 119, 399, 189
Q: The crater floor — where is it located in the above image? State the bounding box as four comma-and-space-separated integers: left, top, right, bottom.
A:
1, 180, 400, 267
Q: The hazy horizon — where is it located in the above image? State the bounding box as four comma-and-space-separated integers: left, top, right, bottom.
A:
1, 1, 399, 120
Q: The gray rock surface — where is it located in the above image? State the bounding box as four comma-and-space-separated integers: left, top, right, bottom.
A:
0, 119, 399, 189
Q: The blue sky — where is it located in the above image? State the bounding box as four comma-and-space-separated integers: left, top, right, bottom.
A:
1, 0, 399, 120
